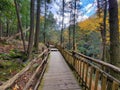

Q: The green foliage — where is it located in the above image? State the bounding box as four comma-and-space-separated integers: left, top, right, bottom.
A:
77, 31, 102, 58
0, 53, 10, 60
0, 0, 13, 12
40, 12, 58, 43
0, 49, 27, 61
10, 49, 27, 61
0, 60, 24, 81
0, 0, 30, 38
0, 0, 15, 18
62, 23, 102, 59
20, 0, 30, 28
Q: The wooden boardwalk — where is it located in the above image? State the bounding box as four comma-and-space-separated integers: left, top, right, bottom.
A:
39, 48, 81, 90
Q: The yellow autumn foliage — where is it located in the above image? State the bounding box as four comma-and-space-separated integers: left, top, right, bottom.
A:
78, 16, 101, 31
40, 16, 45, 22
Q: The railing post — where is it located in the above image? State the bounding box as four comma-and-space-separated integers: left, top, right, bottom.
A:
42, 47, 45, 60
89, 66, 93, 90
57, 45, 120, 90
72, 51, 75, 69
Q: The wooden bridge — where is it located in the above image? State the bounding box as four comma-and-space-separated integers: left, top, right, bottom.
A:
39, 48, 81, 90
0, 45, 120, 90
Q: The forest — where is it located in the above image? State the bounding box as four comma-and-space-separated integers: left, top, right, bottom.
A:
0, 0, 120, 90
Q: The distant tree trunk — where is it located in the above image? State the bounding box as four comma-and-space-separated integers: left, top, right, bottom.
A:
25, 15, 28, 40
26, 15, 28, 29
69, 10, 72, 50
0, 13, 2, 38
27, 0, 35, 58
0, 22, 2, 38
44, 0, 47, 44
73, 0, 76, 51
6, 20, 9, 37
34, 0, 41, 52
14, 0, 26, 52
61, 0, 64, 46
68, 25, 71, 50
109, 0, 120, 68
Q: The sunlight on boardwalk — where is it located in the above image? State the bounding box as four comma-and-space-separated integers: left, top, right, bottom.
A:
39, 48, 81, 90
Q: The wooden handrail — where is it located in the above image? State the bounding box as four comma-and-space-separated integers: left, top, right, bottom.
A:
0, 49, 48, 90
56, 45, 120, 90
73, 51, 120, 73
23, 55, 48, 90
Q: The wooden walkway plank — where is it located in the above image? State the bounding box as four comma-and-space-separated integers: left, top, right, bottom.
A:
39, 48, 82, 90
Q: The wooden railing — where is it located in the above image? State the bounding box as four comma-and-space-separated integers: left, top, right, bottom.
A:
57, 45, 120, 90
0, 49, 49, 90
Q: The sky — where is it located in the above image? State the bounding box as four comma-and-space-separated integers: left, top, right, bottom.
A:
47, 0, 97, 29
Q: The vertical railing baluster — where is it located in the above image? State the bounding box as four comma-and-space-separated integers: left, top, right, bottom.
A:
101, 74, 107, 90
79, 61, 82, 83
89, 66, 93, 90
82, 62, 85, 86
112, 81, 119, 90
85, 63, 89, 89
57, 45, 120, 90
94, 69, 100, 90
77, 59, 79, 73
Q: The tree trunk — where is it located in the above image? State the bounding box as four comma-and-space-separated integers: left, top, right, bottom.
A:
6, 20, 9, 37
73, 0, 76, 51
61, 0, 64, 47
69, 26, 71, 50
0, 21, 2, 38
68, 10, 72, 50
0, 13, 2, 38
34, 0, 41, 52
102, 0, 107, 62
109, 0, 120, 71
27, 0, 35, 58
14, 0, 26, 52
97, 0, 108, 61
44, 0, 47, 44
